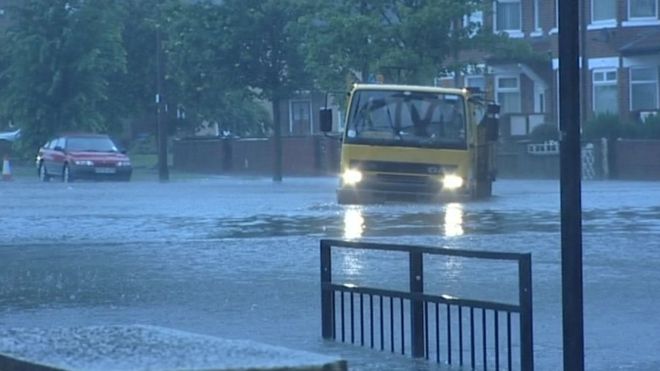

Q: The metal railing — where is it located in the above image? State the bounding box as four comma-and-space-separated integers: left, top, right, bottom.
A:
320, 239, 533, 371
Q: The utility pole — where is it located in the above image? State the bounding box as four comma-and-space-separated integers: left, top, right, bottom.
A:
579, 0, 589, 124
558, 0, 584, 370
156, 23, 169, 182
272, 95, 283, 182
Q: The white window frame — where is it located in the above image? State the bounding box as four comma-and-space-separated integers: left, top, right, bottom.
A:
592, 69, 619, 114
590, 0, 618, 28
624, 0, 660, 26
465, 75, 486, 92
549, 0, 559, 34
494, 0, 523, 38
495, 75, 522, 113
629, 66, 659, 111
532, 0, 543, 36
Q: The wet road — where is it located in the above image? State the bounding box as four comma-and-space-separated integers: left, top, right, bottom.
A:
1, 175, 659, 370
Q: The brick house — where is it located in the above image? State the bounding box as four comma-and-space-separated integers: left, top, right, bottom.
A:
438, 0, 660, 140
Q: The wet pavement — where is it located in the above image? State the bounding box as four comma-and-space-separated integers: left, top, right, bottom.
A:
1, 175, 659, 370
0, 325, 346, 371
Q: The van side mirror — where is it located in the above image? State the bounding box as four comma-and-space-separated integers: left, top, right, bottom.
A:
319, 108, 333, 132
485, 104, 500, 141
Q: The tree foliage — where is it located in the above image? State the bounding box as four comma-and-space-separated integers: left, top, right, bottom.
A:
203, 0, 312, 181
112, 0, 163, 117
301, 0, 485, 90
216, 0, 312, 100
0, 0, 557, 155
163, 0, 272, 137
0, 0, 126, 151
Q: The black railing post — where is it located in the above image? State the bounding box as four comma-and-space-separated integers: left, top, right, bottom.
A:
321, 240, 334, 339
410, 250, 425, 358
519, 254, 534, 371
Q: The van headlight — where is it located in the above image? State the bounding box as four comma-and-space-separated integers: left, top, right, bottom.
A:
342, 169, 363, 185
442, 174, 464, 190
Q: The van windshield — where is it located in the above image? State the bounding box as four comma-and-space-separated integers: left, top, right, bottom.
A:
345, 90, 467, 149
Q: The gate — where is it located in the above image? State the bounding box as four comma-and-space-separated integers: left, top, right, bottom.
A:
320, 239, 533, 371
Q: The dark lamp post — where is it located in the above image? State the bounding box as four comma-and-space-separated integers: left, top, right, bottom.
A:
558, 0, 584, 370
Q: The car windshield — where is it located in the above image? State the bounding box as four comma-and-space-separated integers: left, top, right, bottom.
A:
66, 137, 118, 152
345, 90, 467, 149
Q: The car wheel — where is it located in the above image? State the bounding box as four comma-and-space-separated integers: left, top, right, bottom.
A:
63, 164, 74, 183
38, 163, 50, 182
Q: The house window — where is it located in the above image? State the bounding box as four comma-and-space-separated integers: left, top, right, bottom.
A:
629, 0, 657, 19
592, 0, 617, 23
466, 76, 486, 92
463, 10, 483, 37
534, 0, 542, 31
496, 76, 521, 113
290, 100, 312, 135
630, 67, 658, 110
495, 0, 521, 32
593, 69, 618, 114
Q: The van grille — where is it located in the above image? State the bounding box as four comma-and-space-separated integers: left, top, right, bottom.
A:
363, 174, 441, 193
349, 160, 456, 175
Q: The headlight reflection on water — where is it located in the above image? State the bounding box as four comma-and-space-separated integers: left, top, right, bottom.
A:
338, 250, 365, 277
443, 202, 464, 237
343, 207, 365, 240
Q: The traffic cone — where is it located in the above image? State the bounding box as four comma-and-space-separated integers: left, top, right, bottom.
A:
2, 155, 12, 181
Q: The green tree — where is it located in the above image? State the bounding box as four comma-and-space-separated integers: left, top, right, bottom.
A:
301, 0, 390, 91
112, 0, 163, 120
163, 1, 271, 138
0, 0, 126, 152
380, 0, 484, 83
302, 0, 485, 90
216, 0, 312, 181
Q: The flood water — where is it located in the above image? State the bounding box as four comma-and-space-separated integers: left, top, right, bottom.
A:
1, 176, 659, 370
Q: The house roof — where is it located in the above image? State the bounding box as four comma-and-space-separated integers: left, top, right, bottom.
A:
619, 29, 660, 56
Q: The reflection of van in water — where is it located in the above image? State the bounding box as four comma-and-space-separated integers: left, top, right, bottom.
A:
320, 84, 500, 204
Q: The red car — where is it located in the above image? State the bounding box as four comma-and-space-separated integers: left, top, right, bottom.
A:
36, 133, 132, 182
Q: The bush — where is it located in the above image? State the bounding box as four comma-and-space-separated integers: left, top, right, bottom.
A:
582, 113, 660, 140
582, 114, 637, 140
529, 123, 559, 141
639, 114, 660, 139
582, 114, 617, 140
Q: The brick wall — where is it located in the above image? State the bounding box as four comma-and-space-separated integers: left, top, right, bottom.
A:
613, 139, 660, 180
172, 138, 229, 173
173, 136, 660, 180
173, 136, 341, 176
